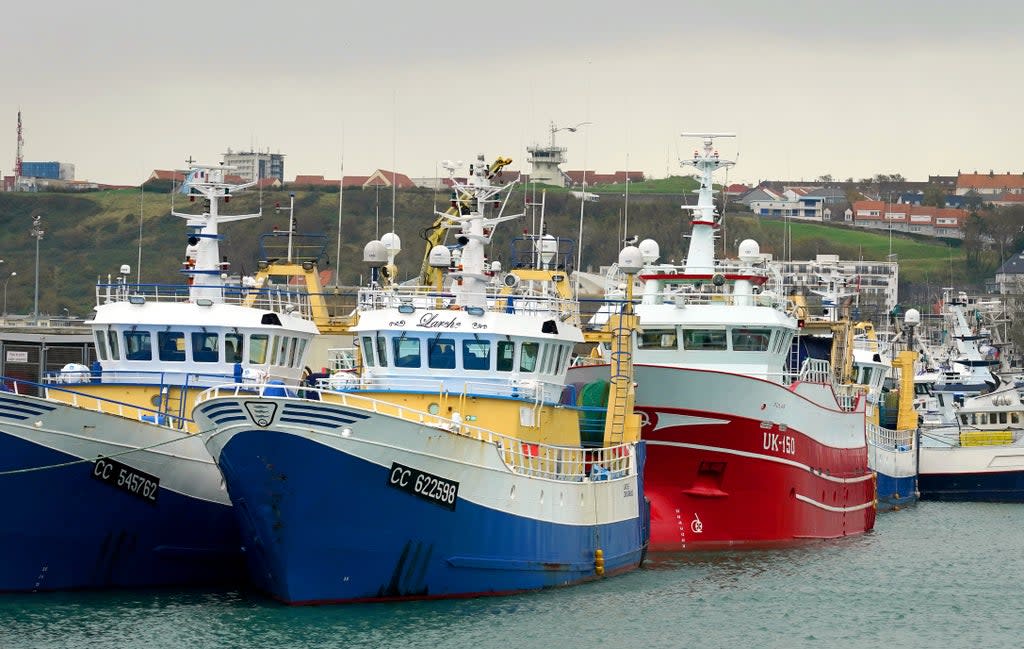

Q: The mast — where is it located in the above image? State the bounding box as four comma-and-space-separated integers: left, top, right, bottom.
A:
171, 164, 259, 303
441, 155, 520, 309
15, 110, 24, 180
680, 133, 735, 274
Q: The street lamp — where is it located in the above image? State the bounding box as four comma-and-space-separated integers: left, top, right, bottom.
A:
30, 215, 44, 325
3, 271, 16, 317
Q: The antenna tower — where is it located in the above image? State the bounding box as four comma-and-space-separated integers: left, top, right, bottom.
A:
15, 110, 24, 178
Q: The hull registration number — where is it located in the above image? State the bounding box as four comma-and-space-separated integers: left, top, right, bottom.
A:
388, 462, 458, 511
92, 457, 160, 504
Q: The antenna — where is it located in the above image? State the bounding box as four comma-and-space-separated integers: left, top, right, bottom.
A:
15, 109, 24, 180
137, 186, 144, 284
391, 91, 397, 233
342, 150, 350, 286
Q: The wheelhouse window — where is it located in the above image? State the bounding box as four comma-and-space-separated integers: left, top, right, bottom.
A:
393, 337, 422, 368
225, 333, 243, 364
192, 332, 219, 363
376, 335, 389, 366
94, 331, 108, 361
107, 331, 120, 360
428, 337, 457, 369
732, 328, 772, 352
682, 329, 727, 351
520, 342, 539, 372
124, 331, 152, 361
158, 331, 186, 362
287, 337, 299, 368
463, 339, 491, 370
638, 329, 677, 349
497, 340, 515, 372
361, 336, 376, 367
249, 334, 269, 364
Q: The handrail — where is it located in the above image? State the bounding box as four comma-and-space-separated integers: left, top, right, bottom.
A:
318, 374, 563, 403
355, 285, 580, 320
3, 377, 195, 431
196, 383, 634, 482
866, 422, 915, 450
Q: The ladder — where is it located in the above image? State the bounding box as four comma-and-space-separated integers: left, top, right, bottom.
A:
603, 314, 634, 445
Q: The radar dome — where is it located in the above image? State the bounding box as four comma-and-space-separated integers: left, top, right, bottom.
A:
363, 240, 388, 267
638, 239, 660, 264
904, 308, 921, 326
618, 246, 644, 274
428, 244, 452, 268
738, 239, 760, 262
380, 232, 402, 255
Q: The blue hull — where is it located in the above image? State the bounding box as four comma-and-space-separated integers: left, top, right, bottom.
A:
875, 473, 918, 511
0, 432, 244, 591
216, 429, 647, 604
919, 470, 1024, 502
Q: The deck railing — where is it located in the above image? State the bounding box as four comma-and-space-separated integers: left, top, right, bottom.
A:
866, 422, 915, 450
196, 383, 634, 482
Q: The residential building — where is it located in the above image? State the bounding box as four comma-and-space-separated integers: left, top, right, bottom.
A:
222, 149, 285, 182
770, 254, 899, 318
851, 200, 968, 239
956, 171, 1024, 196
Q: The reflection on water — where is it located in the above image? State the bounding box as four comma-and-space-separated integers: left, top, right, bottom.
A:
2, 503, 1023, 649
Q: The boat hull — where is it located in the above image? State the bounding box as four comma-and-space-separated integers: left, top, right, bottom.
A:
570, 364, 875, 550
919, 445, 1024, 502
868, 442, 918, 511
0, 393, 243, 591
198, 397, 647, 604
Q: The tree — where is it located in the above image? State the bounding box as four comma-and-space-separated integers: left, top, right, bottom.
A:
986, 204, 1024, 267
962, 213, 985, 268
922, 185, 947, 208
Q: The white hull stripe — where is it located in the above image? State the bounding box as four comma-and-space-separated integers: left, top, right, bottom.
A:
647, 439, 874, 484
651, 412, 730, 430
794, 493, 876, 513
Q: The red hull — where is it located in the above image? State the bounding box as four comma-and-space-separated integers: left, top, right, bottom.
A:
568, 362, 877, 551
642, 404, 876, 551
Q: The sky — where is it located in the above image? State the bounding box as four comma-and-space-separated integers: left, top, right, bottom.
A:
2, 0, 1022, 187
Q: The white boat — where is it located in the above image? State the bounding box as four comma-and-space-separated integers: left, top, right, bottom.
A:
919, 383, 1024, 501
0, 164, 318, 591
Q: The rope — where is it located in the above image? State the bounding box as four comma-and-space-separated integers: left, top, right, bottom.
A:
0, 424, 220, 477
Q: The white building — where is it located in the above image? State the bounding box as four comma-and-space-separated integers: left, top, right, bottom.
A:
222, 149, 285, 182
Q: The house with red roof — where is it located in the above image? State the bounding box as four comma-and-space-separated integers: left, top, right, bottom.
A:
364, 169, 416, 189
564, 170, 644, 186
852, 200, 968, 238
956, 171, 1024, 196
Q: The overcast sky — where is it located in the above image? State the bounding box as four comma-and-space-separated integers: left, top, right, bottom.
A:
2, 1, 1021, 186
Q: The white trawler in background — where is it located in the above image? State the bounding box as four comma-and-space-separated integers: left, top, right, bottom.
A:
0, 164, 319, 591
571, 133, 876, 550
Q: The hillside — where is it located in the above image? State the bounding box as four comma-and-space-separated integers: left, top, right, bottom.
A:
0, 182, 983, 318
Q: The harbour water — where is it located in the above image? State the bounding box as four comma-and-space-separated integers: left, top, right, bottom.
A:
2, 501, 1021, 649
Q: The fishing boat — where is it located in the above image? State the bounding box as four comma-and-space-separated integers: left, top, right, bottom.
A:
859, 316, 920, 510
915, 289, 1000, 395
0, 164, 319, 591
918, 383, 1024, 501
193, 155, 649, 604
570, 134, 875, 550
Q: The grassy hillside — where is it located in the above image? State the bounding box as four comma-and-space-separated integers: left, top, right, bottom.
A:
751, 218, 966, 284
0, 188, 985, 318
